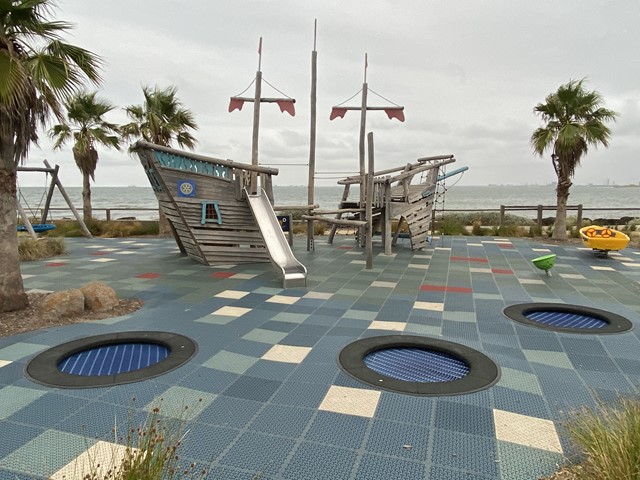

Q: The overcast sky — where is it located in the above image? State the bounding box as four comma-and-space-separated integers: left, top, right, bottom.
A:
23, 0, 640, 187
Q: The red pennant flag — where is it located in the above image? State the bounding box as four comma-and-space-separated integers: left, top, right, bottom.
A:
384, 108, 405, 122
276, 100, 296, 116
228, 98, 245, 113
330, 108, 348, 120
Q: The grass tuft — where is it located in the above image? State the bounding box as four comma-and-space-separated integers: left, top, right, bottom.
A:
18, 237, 66, 261
559, 395, 640, 479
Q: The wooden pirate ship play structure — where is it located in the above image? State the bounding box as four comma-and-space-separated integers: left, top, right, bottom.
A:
134, 38, 307, 288
135, 29, 467, 283
303, 53, 468, 259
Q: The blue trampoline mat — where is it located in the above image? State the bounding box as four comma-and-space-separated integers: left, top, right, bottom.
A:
524, 310, 607, 329
58, 343, 170, 376
363, 347, 470, 383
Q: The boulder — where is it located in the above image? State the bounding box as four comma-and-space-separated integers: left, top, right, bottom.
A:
81, 282, 119, 312
40, 289, 85, 318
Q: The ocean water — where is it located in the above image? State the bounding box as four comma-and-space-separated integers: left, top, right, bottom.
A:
16, 184, 640, 221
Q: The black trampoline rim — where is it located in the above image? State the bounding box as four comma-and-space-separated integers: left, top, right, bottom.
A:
25, 331, 197, 389
338, 335, 500, 396
503, 303, 633, 334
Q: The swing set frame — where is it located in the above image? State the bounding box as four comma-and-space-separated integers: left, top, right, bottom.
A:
16, 160, 92, 239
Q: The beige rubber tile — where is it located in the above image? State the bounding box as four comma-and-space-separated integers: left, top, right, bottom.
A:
318, 385, 380, 418
519, 279, 546, 284
304, 292, 333, 299
591, 266, 615, 271
211, 306, 252, 317
262, 345, 312, 364
414, 301, 444, 312
50, 441, 136, 480
493, 409, 563, 453
371, 281, 397, 288
0, 360, 11, 368
559, 273, 586, 280
215, 290, 249, 299
266, 295, 299, 305
368, 321, 407, 331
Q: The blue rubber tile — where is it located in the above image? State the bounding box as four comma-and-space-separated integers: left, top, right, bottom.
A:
198, 396, 262, 428
54, 402, 141, 439
223, 376, 281, 402
614, 357, 640, 375
282, 442, 358, 480
535, 365, 597, 417
483, 343, 528, 361
434, 401, 495, 437
245, 360, 297, 381
0, 469, 41, 480
288, 362, 338, 385
219, 431, 295, 475
261, 320, 298, 332
305, 314, 340, 327
441, 321, 480, 342
0, 421, 44, 458
0, 362, 25, 385
292, 324, 331, 337
286, 305, 318, 315
180, 423, 239, 462
578, 370, 635, 394
249, 404, 314, 438
225, 339, 272, 357
271, 381, 329, 408
567, 353, 620, 373
497, 440, 565, 480
305, 411, 369, 449
280, 333, 319, 347
518, 334, 564, 352
560, 337, 609, 356
327, 326, 365, 337
431, 428, 499, 477
366, 419, 429, 461
354, 453, 426, 480
8, 393, 87, 427
178, 367, 241, 394
492, 386, 550, 419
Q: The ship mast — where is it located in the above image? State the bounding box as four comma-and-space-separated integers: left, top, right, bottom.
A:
229, 37, 296, 194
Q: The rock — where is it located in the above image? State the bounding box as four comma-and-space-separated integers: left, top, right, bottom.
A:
40, 289, 85, 318
81, 282, 119, 312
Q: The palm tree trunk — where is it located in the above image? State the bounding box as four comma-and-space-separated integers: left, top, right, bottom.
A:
553, 177, 571, 239
0, 166, 28, 312
82, 172, 92, 221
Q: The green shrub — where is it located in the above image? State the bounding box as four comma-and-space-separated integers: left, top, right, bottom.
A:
471, 221, 491, 236
495, 225, 526, 237
558, 395, 640, 480
314, 221, 328, 236
436, 217, 467, 235
528, 225, 543, 237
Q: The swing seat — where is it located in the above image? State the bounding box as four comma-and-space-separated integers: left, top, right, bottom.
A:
17, 223, 56, 233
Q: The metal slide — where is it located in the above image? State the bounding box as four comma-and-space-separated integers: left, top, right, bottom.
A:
245, 189, 307, 288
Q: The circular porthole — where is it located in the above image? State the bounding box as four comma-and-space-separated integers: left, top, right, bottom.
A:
503, 303, 633, 334
26, 332, 197, 388
338, 335, 500, 396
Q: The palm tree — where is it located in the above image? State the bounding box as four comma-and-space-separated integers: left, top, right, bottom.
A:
49, 92, 120, 220
0, 0, 102, 312
122, 85, 198, 235
122, 85, 197, 149
531, 79, 617, 239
